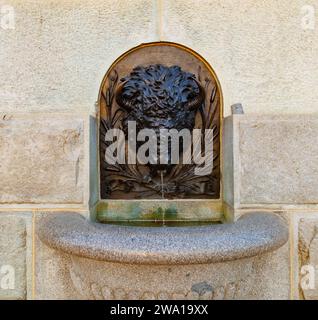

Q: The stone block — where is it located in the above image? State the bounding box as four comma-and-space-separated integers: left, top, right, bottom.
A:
224, 115, 318, 208
297, 215, 318, 300
0, 213, 32, 300
0, 114, 84, 204
239, 115, 318, 205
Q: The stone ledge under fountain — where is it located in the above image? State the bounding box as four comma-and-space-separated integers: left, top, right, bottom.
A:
38, 212, 288, 264
37, 212, 289, 299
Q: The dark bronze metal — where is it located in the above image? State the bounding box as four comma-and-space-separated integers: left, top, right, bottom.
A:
99, 43, 221, 199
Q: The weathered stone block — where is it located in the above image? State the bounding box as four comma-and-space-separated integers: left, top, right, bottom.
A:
298, 215, 318, 300
239, 116, 318, 205
0, 114, 84, 204
0, 213, 32, 300
224, 115, 318, 208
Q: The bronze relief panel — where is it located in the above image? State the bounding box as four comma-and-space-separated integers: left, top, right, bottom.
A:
99, 43, 222, 199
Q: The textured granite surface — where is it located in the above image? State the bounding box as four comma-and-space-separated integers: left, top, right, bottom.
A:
37, 212, 288, 265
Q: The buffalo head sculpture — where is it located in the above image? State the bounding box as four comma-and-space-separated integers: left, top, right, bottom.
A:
115, 64, 204, 175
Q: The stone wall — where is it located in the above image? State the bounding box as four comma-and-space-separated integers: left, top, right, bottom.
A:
1, 0, 317, 116
0, 0, 317, 299
223, 114, 318, 299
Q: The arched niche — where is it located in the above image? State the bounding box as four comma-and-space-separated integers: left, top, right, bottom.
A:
98, 42, 223, 201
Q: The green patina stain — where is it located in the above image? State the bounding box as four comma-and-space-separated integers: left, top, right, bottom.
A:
164, 206, 178, 220
142, 207, 164, 220
95, 201, 221, 226
128, 203, 143, 219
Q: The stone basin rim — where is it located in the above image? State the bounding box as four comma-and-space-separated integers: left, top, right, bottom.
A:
37, 212, 288, 265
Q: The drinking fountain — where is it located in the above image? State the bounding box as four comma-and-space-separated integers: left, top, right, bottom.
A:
38, 42, 288, 300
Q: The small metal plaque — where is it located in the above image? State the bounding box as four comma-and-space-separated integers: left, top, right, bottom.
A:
99, 42, 222, 199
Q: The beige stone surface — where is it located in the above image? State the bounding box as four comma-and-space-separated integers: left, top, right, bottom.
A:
162, 0, 318, 116
297, 215, 318, 300
1, 1, 316, 116
0, 213, 32, 300
0, 0, 157, 113
0, 114, 85, 204
238, 115, 318, 205
224, 115, 318, 208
